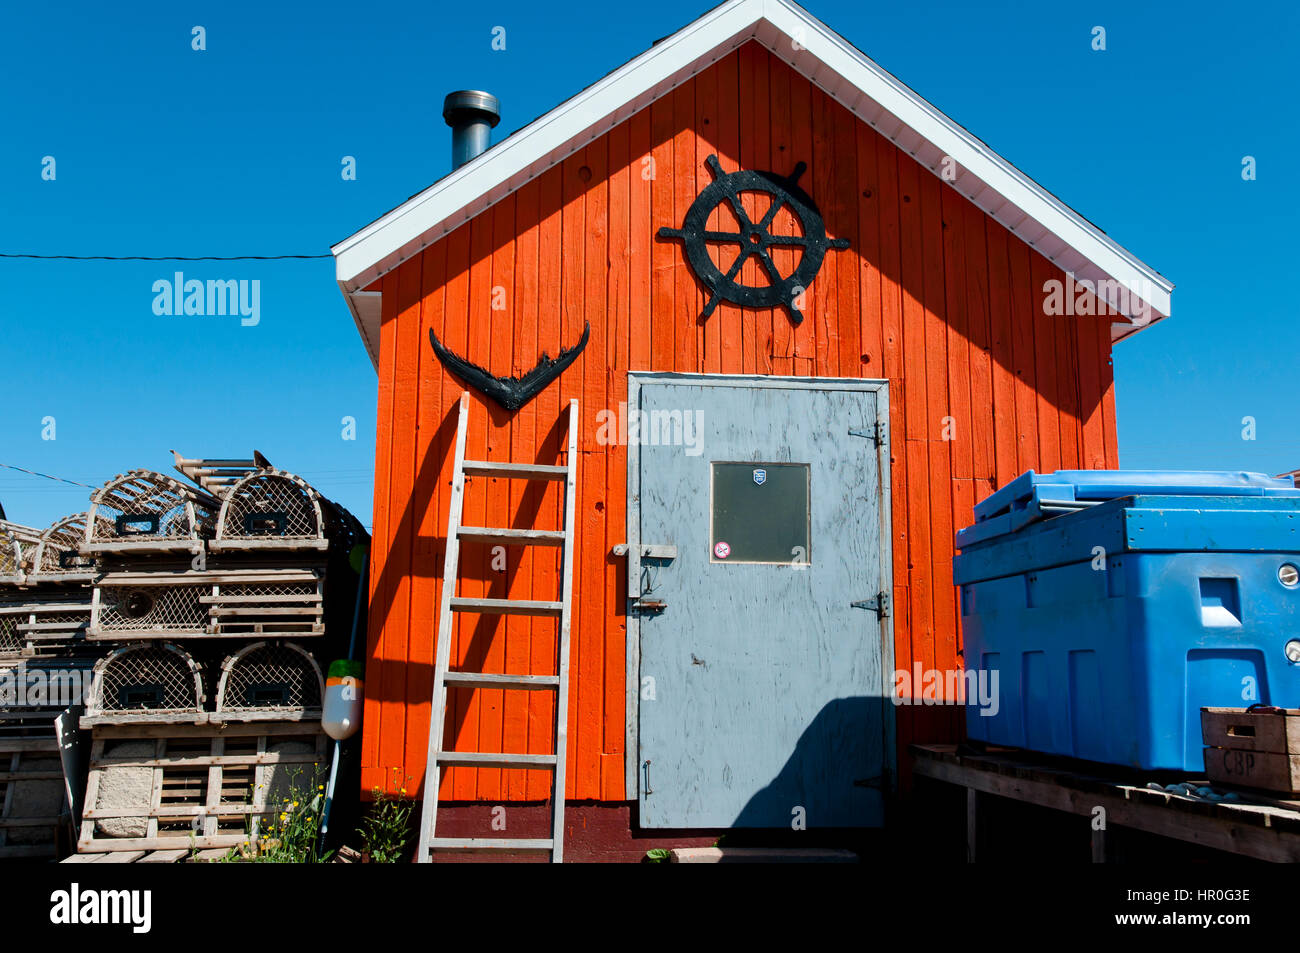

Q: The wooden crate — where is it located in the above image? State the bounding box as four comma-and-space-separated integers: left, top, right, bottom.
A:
1203, 707, 1300, 793
0, 712, 67, 860
77, 721, 327, 854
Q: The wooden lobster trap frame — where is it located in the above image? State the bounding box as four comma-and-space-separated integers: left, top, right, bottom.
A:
29, 513, 102, 584
171, 450, 267, 497
77, 720, 327, 854
0, 592, 93, 657
210, 470, 330, 552
0, 520, 41, 585
207, 569, 326, 639
0, 710, 69, 860
214, 641, 324, 722
88, 568, 325, 641
83, 470, 220, 555
82, 643, 206, 726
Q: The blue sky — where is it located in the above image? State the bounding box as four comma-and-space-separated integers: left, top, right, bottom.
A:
2, 0, 1295, 531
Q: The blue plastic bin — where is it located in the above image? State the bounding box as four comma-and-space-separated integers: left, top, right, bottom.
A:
955, 470, 1300, 772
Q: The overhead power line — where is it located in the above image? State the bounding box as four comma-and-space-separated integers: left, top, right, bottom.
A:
0, 462, 96, 489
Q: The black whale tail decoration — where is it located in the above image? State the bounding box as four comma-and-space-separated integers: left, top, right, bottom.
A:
428, 322, 591, 413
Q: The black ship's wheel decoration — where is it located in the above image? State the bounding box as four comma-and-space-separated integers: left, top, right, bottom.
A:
657, 154, 849, 325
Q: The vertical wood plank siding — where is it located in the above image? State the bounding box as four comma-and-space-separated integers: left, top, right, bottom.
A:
361, 43, 1121, 799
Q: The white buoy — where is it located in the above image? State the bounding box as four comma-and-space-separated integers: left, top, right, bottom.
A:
323, 659, 363, 741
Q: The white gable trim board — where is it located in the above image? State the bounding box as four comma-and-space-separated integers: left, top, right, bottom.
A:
332, 0, 1172, 370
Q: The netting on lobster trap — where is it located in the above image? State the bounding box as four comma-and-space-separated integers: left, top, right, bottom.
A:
209, 574, 324, 638
30, 513, 103, 580
0, 614, 21, 657
88, 643, 205, 717
212, 471, 328, 550
0, 595, 92, 655
84, 470, 219, 552
215, 642, 323, 715
94, 584, 209, 636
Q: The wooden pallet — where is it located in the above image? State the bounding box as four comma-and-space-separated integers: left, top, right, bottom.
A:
0, 713, 67, 860
77, 720, 327, 854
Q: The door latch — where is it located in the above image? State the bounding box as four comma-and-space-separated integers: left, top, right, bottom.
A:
613, 543, 678, 560
617, 542, 676, 614
851, 592, 890, 618
848, 421, 884, 445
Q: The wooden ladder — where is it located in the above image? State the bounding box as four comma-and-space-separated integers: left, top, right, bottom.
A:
416, 392, 579, 863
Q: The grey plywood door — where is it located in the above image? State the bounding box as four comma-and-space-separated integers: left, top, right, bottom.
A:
633, 377, 891, 829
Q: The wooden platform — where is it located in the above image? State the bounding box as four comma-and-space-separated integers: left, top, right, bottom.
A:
913, 743, 1300, 863
60, 847, 229, 864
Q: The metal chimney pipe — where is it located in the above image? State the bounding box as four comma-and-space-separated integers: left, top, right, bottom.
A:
443, 90, 501, 170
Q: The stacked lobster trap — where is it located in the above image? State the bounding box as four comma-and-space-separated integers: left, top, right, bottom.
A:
0, 517, 99, 859
0, 515, 97, 660
0, 451, 367, 857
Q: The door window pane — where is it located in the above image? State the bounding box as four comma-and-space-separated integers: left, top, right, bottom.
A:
710, 462, 810, 564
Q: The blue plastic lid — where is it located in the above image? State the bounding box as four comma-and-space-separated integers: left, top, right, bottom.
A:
973, 470, 1299, 522
957, 470, 1300, 550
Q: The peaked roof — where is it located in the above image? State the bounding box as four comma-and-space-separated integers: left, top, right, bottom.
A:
332, 0, 1173, 370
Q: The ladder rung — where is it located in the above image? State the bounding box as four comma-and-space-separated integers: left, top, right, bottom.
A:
457, 527, 566, 546
443, 672, 560, 691
450, 597, 563, 617
435, 751, 557, 769
462, 461, 568, 480
428, 838, 554, 853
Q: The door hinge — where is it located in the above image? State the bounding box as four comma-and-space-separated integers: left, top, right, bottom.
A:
848, 422, 884, 445
851, 592, 890, 618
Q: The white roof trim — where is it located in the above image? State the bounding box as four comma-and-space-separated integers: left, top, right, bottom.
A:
334, 0, 1172, 369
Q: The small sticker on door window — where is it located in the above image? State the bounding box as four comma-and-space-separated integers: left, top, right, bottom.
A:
714, 541, 731, 559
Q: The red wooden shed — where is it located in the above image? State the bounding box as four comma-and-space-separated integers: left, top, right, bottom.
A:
331, 0, 1171, 859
